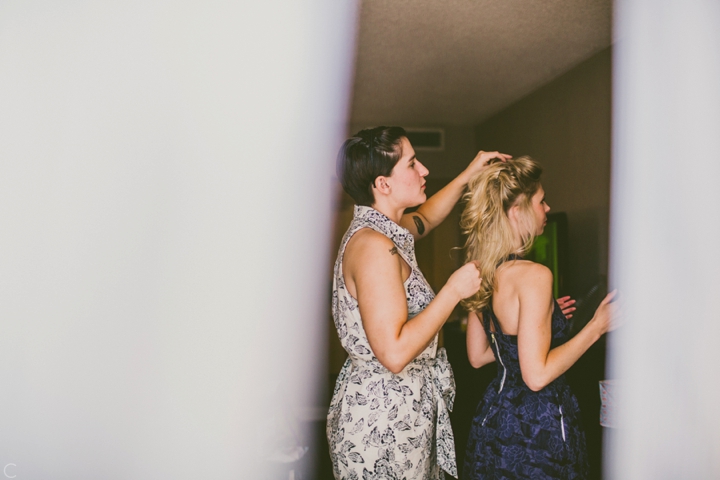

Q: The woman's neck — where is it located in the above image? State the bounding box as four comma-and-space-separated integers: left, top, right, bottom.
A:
512, 232, 529, 254
370, 200, 404, 224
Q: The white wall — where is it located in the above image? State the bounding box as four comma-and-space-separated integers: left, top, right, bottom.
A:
608, 0, 720, 477
0, 1, 356, 478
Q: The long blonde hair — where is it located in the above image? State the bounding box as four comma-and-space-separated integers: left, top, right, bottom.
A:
460, 156, 543, 312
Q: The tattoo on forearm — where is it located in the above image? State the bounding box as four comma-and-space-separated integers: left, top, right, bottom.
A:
413, 215, 425, 235
389, 246, 398, 256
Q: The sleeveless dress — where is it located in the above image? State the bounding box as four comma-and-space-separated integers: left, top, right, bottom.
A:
462, 269, 589, 479
327, 205, 457, 480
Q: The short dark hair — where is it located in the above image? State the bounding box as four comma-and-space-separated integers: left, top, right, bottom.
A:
336, 126, 407, 206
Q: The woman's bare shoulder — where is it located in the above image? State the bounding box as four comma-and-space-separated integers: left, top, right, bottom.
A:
498, 260, 552, 288
344, 228, 400, 277
345, 227, 394, 256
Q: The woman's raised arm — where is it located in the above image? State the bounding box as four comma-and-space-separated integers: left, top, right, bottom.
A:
400, 151, 511, 239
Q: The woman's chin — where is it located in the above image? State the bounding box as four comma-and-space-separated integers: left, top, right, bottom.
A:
407, 198, 426, 209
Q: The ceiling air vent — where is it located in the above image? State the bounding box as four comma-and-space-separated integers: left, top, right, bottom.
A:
405, 128, 444, 151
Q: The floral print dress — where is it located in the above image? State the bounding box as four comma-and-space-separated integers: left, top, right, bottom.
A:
327, 206, 457, 480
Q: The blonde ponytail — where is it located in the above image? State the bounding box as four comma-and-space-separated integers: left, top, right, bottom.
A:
460, 156, 543, 312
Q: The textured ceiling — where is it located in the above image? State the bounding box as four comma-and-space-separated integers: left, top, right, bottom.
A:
350, 0, 612, 126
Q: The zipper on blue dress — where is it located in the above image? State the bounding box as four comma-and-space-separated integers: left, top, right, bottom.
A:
491, 332, 506, 393
559, 406, 566, 442
481, 405, 494, 426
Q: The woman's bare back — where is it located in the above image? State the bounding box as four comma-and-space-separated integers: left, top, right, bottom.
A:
490, 259, 552, 335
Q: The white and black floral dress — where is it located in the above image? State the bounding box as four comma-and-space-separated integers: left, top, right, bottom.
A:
327, 205, 457, 480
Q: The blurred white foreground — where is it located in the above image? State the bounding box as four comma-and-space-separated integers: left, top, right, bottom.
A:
609, 0, 720, 477
0, 1, 356, 478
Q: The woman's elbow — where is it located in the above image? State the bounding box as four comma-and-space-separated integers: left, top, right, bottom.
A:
522, 373, 548, 392
468, 354, 484, 369
468, 347, 494, 369
377, 354, 408, 374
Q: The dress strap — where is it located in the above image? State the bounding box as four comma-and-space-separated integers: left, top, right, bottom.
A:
497, 253, 522, 265
483, 308, 504, 335
483, 253, 522, 334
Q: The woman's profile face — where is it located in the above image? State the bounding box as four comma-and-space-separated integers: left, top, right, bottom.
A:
386, 137, 429, 208
530, 184, 550, 235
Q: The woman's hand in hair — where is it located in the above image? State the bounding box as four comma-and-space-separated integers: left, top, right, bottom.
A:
460, 151, 512, 183
589, 290, 621, 335
557, 296, 577, 319
445, 261, 483, 302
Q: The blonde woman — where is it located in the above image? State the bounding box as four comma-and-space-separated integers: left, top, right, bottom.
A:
460, 157, 617, 479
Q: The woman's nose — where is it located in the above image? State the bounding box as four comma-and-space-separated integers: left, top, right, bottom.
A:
418, 160, 429, 177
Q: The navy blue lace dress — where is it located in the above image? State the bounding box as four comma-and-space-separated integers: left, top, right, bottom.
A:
462, 294, 589, 479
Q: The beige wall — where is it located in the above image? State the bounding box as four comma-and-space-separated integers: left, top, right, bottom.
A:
475, 47, 612, 298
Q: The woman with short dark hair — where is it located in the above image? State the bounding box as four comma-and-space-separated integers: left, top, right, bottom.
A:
327, 126, 509, 479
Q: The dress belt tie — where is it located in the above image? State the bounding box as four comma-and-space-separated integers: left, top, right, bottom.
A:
422, 347, 457, 478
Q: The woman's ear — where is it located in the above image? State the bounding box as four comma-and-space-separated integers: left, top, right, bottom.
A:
373, 176, 391, 195
507, 203, 520, 225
